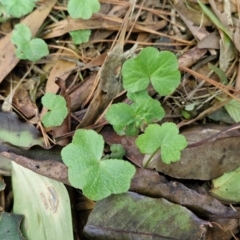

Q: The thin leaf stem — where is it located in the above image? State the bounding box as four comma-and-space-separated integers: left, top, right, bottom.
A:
143, 147, 160, 168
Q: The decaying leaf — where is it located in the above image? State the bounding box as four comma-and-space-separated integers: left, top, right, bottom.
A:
0, 0, 57, 83
12, 162, 73, 240
0, 111, 45, 148
130, 169, 240, 219
0, 212, 25, 240
211, 166, 240, 203
83, 192, 209, 240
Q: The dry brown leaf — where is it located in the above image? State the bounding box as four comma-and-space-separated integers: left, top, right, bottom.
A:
43, 14, 189, 44
69, 72, 98, 112
0, 151, 69, 185
206, 219, 239, 240
0, 0, 57, 83
144, 124, 240, 180
172, 1, 212, 27
130, 168, 240, 219
178, 47, 207, 68
45, 49, 77, 94
197, 31, 220, 49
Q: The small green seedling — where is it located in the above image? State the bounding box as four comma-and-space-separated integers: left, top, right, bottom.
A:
41, 93, 68, 128
105, 91, 165, 136
67, 0, 100, 19
70, 29, 91, 44
136, 123, 187, 165
0, 0, 36, 18
0, 0, 99, 21
11, 24, 49, 61
106, 47, 187, 165
61, 129, 136, 201
107, 144, 126, 159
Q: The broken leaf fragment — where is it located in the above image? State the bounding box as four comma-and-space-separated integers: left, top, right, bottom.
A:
0, 111, 44, 148
61, 129, 136, 201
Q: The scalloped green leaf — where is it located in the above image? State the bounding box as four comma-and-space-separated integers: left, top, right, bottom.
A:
41, 93, 68, 128
70, 29, 91, 44
61, 129, 136, 201
0, 0, 36, 18
11, 23, 31, 45
132, 97, 165, 127
136, 123, 187, 164
122, 47, 180, 96
127, 90, 150, 102
105, 103, 136, 136
11, 24, 49, 61
106, 97, 164, 136
67, 0, 100, 19
109, 144, 125, 159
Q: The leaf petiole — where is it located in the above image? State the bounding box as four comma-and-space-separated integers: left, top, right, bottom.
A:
143, 147, 160, 168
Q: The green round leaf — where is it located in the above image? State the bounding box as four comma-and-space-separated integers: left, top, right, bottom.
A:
136, 123, 187, 164
25, 38, 49, 61
127, 90, 150, 102
83, 160, 136, 201
224, 99, 240, 123
122, 58, 150, 92
61, 129, 104, 189
11, 24, 31, 46
70, 29, 91, 44
110, 144, 125, 159
132, 98, 165, 126
61, 129, 136, 201
67, 0, 100, 19
105, 103, 136, 135
41, 93, 68, 127
1, 0, 36, 18
122, 47, 181, 96
11, 24, 49, 61
136, 124, 163, 153
151, 51, 180, 96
